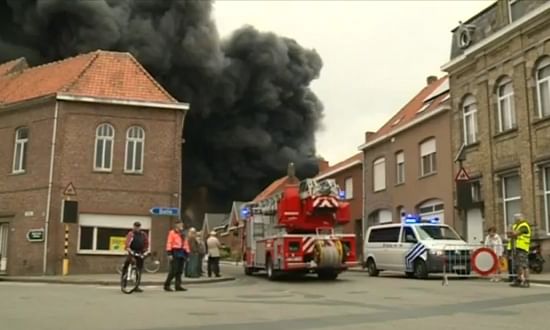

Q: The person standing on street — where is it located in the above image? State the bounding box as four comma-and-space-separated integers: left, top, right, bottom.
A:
123, 221, 149, 292
164, 220, 189, 292
207, 231, 222, 277
197, 232, 206, 276
484, 226, 503, 282
507, 213, 532, 288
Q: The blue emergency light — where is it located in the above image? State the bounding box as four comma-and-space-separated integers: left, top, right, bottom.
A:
338, 190, 346, 199
241, 207, 250, 218
403, 214, 440, 224
404, 214, 421, 223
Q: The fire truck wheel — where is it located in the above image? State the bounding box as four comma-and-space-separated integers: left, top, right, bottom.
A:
266, 256, 278, 281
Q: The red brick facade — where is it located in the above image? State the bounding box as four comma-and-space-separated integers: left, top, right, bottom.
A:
0, 51, 188, 275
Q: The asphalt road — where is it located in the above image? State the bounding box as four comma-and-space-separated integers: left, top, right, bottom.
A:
2, 266, 550, 330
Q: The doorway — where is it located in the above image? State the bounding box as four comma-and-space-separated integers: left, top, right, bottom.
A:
466, 208, 484, 244
0, 222, 8, 273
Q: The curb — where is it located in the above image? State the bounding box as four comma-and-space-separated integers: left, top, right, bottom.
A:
0, 276, 235, 286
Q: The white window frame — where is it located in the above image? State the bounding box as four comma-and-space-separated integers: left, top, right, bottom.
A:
373, 157, 386, 192
77, 214, 151, 255
124, 126, 145, 174
344, 177, 353, 199
462, 96, 478, 145
502, 174, 521, 232
396, 151, 405, 184
12, 127, 29, 174
94, 123, 115, 172
420, 138, 437, 176
543, 166, 550, 235
496, 77, 516, 132
536, 57, 550, 118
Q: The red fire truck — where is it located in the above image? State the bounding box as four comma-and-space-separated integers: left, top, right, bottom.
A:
240, 163, 358, 280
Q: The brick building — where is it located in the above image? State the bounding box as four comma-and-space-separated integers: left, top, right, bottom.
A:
0, 50, 188, 275
358, 76, 455, 234
442, 0, 550, 248
315, 154, 363, 253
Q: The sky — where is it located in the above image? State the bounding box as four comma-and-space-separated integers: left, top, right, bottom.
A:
213, 0, 493, 165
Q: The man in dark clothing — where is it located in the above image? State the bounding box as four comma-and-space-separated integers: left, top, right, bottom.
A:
123, 221, 149, 292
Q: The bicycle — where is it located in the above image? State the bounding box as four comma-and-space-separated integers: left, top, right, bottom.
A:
120, 250, 149, 294
117, 251, 160, 274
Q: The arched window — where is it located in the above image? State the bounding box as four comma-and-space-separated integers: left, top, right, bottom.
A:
417, 199, 445, 223
496, 76, 516, 132
420, 138, 436, 176
536, 57, 550, 118
13, 127, 29, 173
94, 123, 114, 171
462, 95, 478, 145
125, 126, 145, 173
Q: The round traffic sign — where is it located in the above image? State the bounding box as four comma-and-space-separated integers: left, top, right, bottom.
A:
470, 247, 498, 276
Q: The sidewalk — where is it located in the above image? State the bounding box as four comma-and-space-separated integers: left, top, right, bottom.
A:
0, 272, 235, 286
347, 267, 550, 284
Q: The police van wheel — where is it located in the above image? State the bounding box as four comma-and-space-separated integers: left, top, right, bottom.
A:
366, 258, 379, 277
413, 259, 428, 279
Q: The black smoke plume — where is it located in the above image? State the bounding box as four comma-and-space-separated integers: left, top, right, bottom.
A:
0, 0, 323, 218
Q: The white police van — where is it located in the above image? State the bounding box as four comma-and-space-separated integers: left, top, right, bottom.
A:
363, 214, 472, 279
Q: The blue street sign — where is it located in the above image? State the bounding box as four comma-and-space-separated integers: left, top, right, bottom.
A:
149, 207, 180, 217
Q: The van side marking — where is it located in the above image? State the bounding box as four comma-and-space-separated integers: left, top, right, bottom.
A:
405, 242, 428, 271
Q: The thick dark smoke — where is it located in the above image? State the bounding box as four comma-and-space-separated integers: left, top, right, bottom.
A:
0, 0, 323, 214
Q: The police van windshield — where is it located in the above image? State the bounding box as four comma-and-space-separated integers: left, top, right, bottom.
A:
415, 225, 461, 240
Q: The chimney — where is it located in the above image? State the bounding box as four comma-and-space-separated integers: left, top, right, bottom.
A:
427, 75, 438, 85
0, 57, 29, 76
365, 131, 376, 142
318, 158, 329, 172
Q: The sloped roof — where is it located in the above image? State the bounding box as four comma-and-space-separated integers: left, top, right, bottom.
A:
0, 50, 180, 107
202, 213, 230, 231
364, 76, 449, 144
230, 201, 247, 225
315, 153, 363, 180
0, 58, 28, 77
252, 176, 293, 203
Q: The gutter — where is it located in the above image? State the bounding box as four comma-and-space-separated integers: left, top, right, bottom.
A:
358, 105, 450, 150
441, 2, 550, 71
43, 101, 60, 275
56, 94, 190, 111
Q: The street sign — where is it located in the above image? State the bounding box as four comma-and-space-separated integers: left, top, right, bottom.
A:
471, 247, 498, 276
26, 229, 45, 242
149, 207, 180, 217
63, 182, 77, 196
455, 167, 471, 181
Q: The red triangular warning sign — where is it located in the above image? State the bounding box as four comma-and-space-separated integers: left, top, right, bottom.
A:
455, 167, 471, 181
63, 182, 77, 196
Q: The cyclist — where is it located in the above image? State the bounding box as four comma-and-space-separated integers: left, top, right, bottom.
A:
123, 221, 149, 292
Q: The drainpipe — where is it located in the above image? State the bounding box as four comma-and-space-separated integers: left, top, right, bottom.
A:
43, 100, 60, 275
178, 108, 188, 221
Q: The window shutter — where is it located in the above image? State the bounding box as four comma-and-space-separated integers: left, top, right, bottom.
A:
420, 139, 436, 156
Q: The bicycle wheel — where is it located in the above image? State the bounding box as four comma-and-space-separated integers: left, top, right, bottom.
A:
121, 265, 139, 294
116, 263, 124, 275
144, 258, 161, 273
